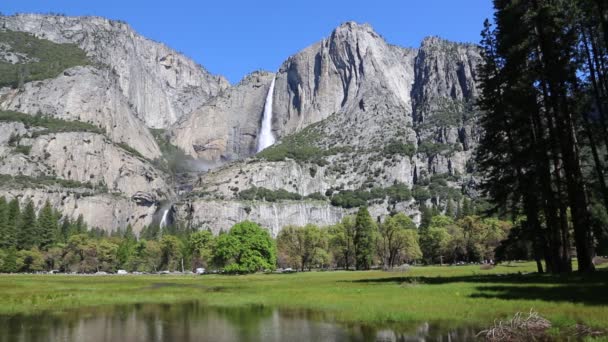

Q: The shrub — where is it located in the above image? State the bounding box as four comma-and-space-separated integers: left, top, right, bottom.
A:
13, 145, 31, 155
238, 186, 302, 202
383, 141, 416, 157
330, 183, 412, 208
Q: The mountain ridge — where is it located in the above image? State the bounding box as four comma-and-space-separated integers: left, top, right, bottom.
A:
0, 14, 483, 234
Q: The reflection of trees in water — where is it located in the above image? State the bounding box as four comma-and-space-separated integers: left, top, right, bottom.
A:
0, 302, 480, 342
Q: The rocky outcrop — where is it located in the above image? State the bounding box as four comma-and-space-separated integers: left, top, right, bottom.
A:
1, 13, 229, 128
186, 22, 482, 230
0, 187, 157, 232
170, 72, 275, 161
273, 22, 417, 139
175, 199, 346, 237
174, 198, 421, 236
0, 126, 172, 199
0, 66, 161, 159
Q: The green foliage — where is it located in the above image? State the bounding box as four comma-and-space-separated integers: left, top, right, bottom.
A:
0, 262, 606, 335
188, 230, 214, 269
383, 141, 416, 157
0, 197, 9, 249
277, 224, 327, 271
330, 183, 412, 208
17, 200, 37, 250
238, 186, 302, 202
0, 174, 105, 191
412, 185, 431, 202
116, 142, 145, 160
354, 207, 376, 270
419, 203, 433, 230
160, 235, 184, 272
328, 216, 356, 269
0, 248, 18, 273
0, 30, 90, 88
213, 221, 276, 273
378, 213, 421, 268
12, 145, 31, 155
305, 192, 326, 201
421, 98, 476, 129
257, 124, 347, 165
0, 111, 104, 135
417, 142, 450, 156
16, 248, 45, 272
37, 200, 57, 250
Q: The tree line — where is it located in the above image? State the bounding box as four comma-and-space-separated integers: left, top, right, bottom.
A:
476, 0, 608, 273
0, 196, 512, 273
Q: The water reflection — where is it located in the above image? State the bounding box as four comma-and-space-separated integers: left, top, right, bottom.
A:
0, 303, 479, 342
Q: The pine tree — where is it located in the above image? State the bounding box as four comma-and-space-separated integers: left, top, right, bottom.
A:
445, 199, 455, 218
59, 216, 71, 243
1, 247, 18, 273
5, 198, 20, 249
0, 197, 8, 249
419, 203, 433, 231
17, 200, 38, 250
353, 207, 376, 270
37, 200, 56, 250
476, 0, 601, 273
461, 198, 472, 218
123, 224, 136, 241
73, 214, 87, 235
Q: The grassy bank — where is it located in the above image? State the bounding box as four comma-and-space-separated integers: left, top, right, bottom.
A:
1, 262, 607, 335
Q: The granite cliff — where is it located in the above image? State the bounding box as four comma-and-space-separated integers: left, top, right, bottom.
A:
0, 15, 481, 234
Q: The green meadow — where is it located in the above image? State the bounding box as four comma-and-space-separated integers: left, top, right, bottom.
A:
1, 262, 607, 337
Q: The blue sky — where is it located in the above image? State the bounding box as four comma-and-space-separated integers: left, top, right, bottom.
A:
1, 1, 494, 83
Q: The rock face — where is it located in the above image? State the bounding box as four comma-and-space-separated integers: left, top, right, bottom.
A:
191, 23, 482, 225
170, 72, 275, 161
0, 15, 482, 235
0, 187, 157, 232
0, 124, 172, 199
1, 13, 229, 128
0, 66, 161, 159
175, 200, 347, 237
273, 22, 417, 138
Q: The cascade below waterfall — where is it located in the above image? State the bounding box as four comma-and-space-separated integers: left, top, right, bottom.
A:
256, 77, 276, 152
159, 209, 170, 229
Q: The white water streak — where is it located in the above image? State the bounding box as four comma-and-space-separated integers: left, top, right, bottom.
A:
160, 209, 169, 229
257, 78, 276, 152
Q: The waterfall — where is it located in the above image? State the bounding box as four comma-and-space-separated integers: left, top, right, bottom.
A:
159, 209, 169, 229
257, 77, 276, 152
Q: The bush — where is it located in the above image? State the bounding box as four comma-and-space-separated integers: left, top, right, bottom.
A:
116, 142, 145, 160
383, 141, 416, 157
330, 183, 412, 208
12, 145, 31, 155
305, 192, 326, 201
238, 186, 302, 202
412, 185, 431, 202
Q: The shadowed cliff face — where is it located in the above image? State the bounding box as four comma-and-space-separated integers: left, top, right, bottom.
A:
169, 72, 275, 161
